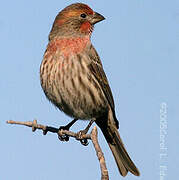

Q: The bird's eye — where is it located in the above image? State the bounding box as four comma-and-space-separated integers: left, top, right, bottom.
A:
80, 13, 87, 18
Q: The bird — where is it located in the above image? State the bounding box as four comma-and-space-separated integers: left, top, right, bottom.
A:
40, 3, 140, 177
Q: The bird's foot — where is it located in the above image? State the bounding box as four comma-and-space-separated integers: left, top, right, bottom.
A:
58, 125, 70, 142
58, 119, 78, 142
76, 130, 89, 146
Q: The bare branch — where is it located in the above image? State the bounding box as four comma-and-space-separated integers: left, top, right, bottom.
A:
7, 120, 109, 180
7, 120, 91, 140
91, 126, 109, 180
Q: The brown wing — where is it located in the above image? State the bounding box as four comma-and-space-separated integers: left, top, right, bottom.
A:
88, 45, 119, 128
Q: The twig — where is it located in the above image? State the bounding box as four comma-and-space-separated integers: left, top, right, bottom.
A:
7, 119, 109, 180
6, 120, 91, 140
91, 126, 109, 180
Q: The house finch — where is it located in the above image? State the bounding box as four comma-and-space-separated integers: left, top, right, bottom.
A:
40, 3, 140, 177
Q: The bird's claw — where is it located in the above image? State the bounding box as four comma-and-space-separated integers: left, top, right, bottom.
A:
80, 139, 89, 146
58, 134, 69, 141
58, 126, 70, 142
76, 130, 89, 146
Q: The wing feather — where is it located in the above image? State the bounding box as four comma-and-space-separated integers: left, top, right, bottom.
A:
88, 45, 119, 128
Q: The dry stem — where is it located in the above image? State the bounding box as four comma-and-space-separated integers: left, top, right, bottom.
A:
7, 119, 109, 180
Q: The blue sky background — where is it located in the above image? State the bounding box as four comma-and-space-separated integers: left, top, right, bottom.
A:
0, 0, 178, 179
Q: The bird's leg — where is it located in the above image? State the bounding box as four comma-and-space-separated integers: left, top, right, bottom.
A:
77, 118, 95, 146
58, 118, 78, 141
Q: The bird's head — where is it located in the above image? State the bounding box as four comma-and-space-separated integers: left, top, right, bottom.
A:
49, 3, 105, 41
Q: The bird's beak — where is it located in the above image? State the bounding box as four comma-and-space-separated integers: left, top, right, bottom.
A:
91, 12, 105, 25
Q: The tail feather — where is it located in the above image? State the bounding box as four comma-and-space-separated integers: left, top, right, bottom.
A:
108, 142, 128, 176
96, 109, 140, 177
109, 129, 140, 176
